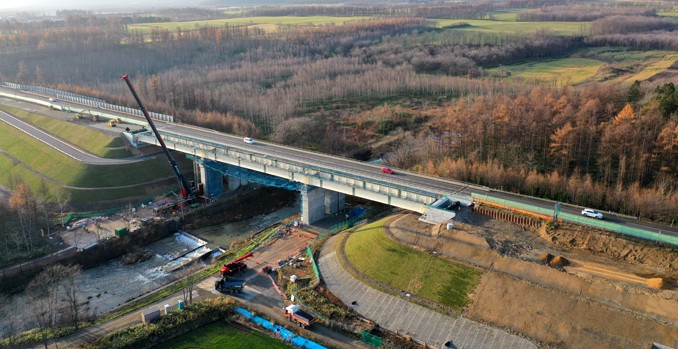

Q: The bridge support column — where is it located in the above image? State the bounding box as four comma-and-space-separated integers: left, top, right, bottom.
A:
300, 185, 326, 225
325, 191, 345, 215
199, 164, 223, 198
227, 176, 248, 191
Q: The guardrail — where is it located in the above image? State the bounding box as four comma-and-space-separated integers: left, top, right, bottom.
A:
473, 193, 678, 247
1, 82, 174, 123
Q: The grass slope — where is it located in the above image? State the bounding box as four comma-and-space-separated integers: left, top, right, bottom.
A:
129, 16, 370, 33
344, 218, 482, 310
0, 120, 181, 203
0, 105, 130, 158
435, 18, 590, 35
160, 322, 293, 349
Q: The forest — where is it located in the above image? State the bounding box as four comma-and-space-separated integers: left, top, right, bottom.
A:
0, 0, 677, 241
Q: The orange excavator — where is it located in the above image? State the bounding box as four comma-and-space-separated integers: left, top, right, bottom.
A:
220, 252, 254, 277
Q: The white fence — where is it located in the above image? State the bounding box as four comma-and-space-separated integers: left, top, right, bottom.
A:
1, 82, 174, 123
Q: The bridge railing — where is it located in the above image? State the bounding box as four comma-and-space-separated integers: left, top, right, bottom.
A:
472, 193, 678, 247
154, 131, 449, 202
1, 82, 174, 123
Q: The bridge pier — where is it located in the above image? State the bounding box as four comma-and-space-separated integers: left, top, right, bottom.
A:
325, 190, 345, 215
227, 175, 248, 191
198, 163, 223, 198
300, 185, 345, 225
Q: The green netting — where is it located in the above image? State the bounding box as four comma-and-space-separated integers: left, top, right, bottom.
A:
61, 208, 124, 225
361, 331, 382, 347
306, 246, 320, 283
472, 193, 678, 247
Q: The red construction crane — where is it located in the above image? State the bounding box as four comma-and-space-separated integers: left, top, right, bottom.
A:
120, 74, 193, 199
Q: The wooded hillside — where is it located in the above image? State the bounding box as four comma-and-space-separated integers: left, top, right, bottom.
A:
0, 2, 676, 222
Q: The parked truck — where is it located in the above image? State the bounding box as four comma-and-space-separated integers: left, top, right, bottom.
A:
220, 252, 253, 278
284, 304, 316, 328
215, 278, 245, 293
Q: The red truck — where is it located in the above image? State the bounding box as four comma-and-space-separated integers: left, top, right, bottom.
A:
284, 304, 316, 328
220, 252, 253, 277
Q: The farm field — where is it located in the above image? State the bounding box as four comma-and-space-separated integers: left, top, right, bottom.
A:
344, 218, 482, 310
435, 18, 590, 35
128, 16, 371, 33
0, 106, 130, 158
159, 322, 293, 349
489, 57, 603, 85
490, 49, 678, 85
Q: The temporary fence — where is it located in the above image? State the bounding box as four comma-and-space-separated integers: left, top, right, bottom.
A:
472, 193, 678, 247
306, 246, 320, 285
361, 330, 383, 348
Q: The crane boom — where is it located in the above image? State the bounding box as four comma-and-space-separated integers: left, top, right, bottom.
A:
120, 74, 192, 199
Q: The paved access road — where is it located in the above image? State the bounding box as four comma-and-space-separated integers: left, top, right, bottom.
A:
318, 234, 538, 349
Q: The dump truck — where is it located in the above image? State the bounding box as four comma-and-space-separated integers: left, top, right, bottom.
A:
284, 304, 316, 328
215, 278, 245, 293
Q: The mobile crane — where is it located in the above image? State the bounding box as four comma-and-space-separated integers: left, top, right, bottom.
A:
120, 74, 193, 199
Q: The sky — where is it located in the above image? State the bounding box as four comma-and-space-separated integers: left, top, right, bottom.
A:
0, 0, 192, 10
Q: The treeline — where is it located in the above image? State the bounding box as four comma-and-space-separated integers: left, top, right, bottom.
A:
240, 4, 498, 19
590, 15, 678, 35
517, 5, 656, 22
0, 182, 57, 267
382, 85, 678, 221
583, 15, 678, 50
357, 31, 583, 76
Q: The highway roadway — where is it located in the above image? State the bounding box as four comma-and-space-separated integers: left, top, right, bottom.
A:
2, 85, 677, 241
0, 109, 156, 165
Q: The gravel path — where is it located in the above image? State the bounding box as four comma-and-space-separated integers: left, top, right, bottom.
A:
318, 234, 538, 349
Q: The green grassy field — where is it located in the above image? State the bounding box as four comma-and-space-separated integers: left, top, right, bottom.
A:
435, 18, 590, 35
129, 16, 370, 33
159, 322, 292, 349
0, 119, 180, 203
489, 57, 604, 85
344, 218, 482, 310
0, 106, 130, 158
490, 49, 678, 85
618, 53, 678, 83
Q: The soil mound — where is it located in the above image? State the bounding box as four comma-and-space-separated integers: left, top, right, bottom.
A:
646, 278, 665, 290
538, 253, 554, 264
549, 256, 570, 268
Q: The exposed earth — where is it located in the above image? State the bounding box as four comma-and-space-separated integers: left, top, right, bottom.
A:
387, 210, 678, 348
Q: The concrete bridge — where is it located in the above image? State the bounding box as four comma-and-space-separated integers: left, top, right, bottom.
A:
3, 82, 676, 246
130, 129, 476, 224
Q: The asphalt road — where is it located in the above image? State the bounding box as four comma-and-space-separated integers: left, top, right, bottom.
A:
2, 85, 676, 240
0, 108, 151, 165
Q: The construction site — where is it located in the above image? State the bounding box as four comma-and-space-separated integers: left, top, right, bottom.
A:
0, 80, 676, 349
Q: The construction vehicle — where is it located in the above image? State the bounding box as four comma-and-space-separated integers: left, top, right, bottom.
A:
220, 252, 253, 277
284, 304, 316, 328
75, 110, 99, 121
120, 74, 194, 199
108, 119, 117, 127
215, 278, 245, 293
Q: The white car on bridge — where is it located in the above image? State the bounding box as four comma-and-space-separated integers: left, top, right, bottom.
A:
581, 208, 604, 219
